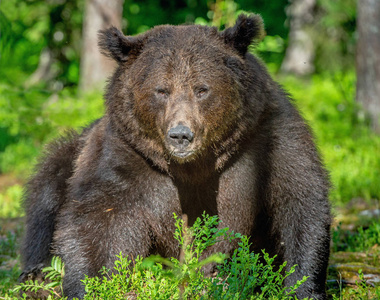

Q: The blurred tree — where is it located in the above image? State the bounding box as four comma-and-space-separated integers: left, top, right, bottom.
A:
210, 0, 239, 29
356, 0, 380, 134
313, 0, 356, 73
23, 0, 83, 89
280, 0, 316, 75
79, 0, 124, 91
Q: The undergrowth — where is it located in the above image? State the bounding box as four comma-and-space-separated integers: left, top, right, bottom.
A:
3, 213, 307, 299
332, 220, 380, 253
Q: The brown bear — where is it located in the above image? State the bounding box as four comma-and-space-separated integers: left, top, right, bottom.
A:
20, 14, 331, 299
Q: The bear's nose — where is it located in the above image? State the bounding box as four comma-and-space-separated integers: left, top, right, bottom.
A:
167, 125, 194, 146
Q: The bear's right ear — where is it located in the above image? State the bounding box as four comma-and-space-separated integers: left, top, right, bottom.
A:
98, 27, 143, 63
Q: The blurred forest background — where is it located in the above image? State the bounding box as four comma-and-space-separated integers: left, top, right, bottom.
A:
0, 0, 380, 297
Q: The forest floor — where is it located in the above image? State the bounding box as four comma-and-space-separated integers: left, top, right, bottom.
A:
327, 198, 380, 299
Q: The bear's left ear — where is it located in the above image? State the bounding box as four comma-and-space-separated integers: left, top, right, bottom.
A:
221, 14, 264, 57
98, 27, 144, 63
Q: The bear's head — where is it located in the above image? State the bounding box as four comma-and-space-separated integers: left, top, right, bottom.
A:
99, 14, 265, 175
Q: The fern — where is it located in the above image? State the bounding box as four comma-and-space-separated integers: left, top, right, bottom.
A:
11, 256, 65, 299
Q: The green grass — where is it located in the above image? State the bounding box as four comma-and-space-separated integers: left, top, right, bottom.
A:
332, 221, 380, 253
279, 72, 380, 204
0, 221, 22, 297
0, 84, 104, 178
0, 185, 23, 218
0, 85, 104, 218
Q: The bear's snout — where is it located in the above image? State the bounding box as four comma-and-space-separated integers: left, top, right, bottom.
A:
167, 125, 194, 146
167, 125, 195, 158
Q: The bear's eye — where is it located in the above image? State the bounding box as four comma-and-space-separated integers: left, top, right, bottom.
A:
195, 86, 209, 99
155, 88, 170, 99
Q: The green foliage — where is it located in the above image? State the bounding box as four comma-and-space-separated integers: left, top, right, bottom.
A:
6, 256, 65, 300
207, 236, 308, 299
314, 0, 357, 72
0, 224, 21, 296
0, 0, 83, 86
172, 213, 234, 262
346, 269, 380, 299
0, 185, 23, 218
0, 83, 103, 218
330, 269, 380, 300
332, 220, 380, 253
7, 214, 306, 299
191, 1, 286, 67
281, 72, 380, 204
83, 213, 306, 299
0, 84, 104, 177
42, 257, 65, 292
355, 223, 380, 252
0, 231, 18, 260
123, 0, 209, 33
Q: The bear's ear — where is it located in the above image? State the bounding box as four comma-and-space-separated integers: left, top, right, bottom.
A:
98, 27, 143, 63
221, 14, 264, 57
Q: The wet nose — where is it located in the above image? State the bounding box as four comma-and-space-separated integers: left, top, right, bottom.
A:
167, 125, 194, 146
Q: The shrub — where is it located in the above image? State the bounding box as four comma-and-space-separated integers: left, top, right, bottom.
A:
8, 213, 307, 300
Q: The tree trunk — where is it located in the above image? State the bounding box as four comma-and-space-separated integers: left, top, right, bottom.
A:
25, 48, 57, 88
79, 0, 124, 92
281, 0, 316, 76
356, 0, 380, 134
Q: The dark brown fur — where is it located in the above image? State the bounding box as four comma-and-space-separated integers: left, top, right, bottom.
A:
21, 14, 331, 299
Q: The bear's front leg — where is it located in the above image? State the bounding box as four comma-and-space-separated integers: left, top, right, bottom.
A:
271, 201, 331, 300
53, 203, 174, 300
266, 137, 331, 299
201, 155, 259, 275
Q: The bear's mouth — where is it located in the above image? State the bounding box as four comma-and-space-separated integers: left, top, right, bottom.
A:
171, 150, 194, 159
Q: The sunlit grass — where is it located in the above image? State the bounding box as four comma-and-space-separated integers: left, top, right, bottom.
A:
280, 72, 380, 205
0, 184, 23, 218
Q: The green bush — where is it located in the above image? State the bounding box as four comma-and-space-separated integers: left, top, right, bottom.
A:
7, 214, 307, 300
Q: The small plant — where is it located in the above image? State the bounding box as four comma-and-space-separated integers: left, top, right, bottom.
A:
346, 269, 370, 299
207, 235, 308, 299
332, 220, 380, 252
329, 269, 380, 300
83, 213, 231, 299
8, 256, 65, 300
7, 213, 307, 299
83, 213, 307, 299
